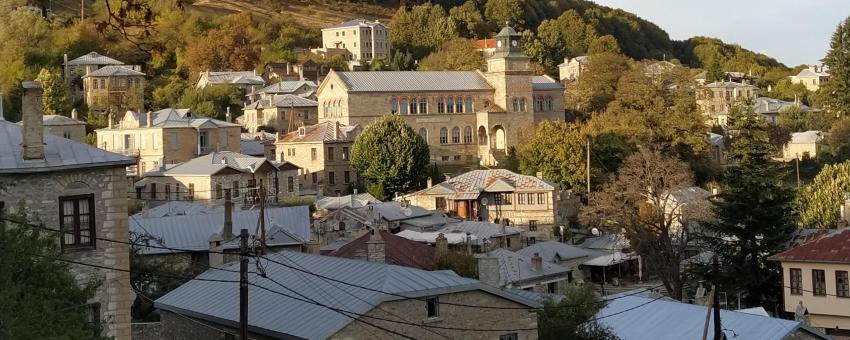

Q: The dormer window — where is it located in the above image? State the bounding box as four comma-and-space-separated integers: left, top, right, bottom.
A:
298, 127, 306, 136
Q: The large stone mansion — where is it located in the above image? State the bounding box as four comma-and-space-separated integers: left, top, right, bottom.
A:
315, 25, 565, 166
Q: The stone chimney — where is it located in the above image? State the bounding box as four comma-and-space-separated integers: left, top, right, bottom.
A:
146, 111, 153, 128
305, 238, 320, 254
435, 233, 449, 258
63, 54, 69, 81
531, 252, 543, 272
477, 255, 501, 287
366, 229, 385, 263
536, 171, 543, 179
208, 233, 224, 267
21, 81, 44, 160
222, 189, 234, 241
499, 219, 507, 235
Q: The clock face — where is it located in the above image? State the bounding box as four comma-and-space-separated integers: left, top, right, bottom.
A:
497, 40, 502, 48
511, 39, 518, 47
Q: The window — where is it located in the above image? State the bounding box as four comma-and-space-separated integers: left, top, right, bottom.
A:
512, 98, 519, 112
494, 194, 502, 205
85, 303, 101, 335
329, 172, 336, 185
813, 269, 826, 296
425, 297, 439, 318
463, 126, 472, 144
418, 128, 428, 143
547, 282, 557, 294
59, 194, 96, 249
500, 333, 518, 340
440, 127, 448, 144
527, 193, 534, 205
311, 148, 317, 160
419, 99, 427, 114
327, 147, 335, 161
519, 98, 527, 112
400, 99, 409, 114
165, 183, 171, 200
447, 98, 454, 113
198, 131, 208, 149
502, 193, 512, 204
216, 183, 223, 199
436, 197, 447, 210
344, 171, 351, 184
410, 98, 418, 114
453, 155, 461, 161
518, 193, 525, 205
150, 183, 157, 200
441, 156, 449, 161
456, 97, 463, 113
529, 220, 538, 231
451, 127, 460, 143
437, 98, 445, 113
312, 173, 318, 184
342, 147, 349, 160
546, 96, 553, 111
838, 271, 850, 298
232, 181, 240, 197
536, 96, 544, 111
287, 177, 294, 192
537, 193, 546, 205
465, 97, 473, 112
123, 134, 132, 149
188, 184, 195, 200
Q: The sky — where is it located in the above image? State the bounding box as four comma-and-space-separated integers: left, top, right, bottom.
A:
590, 0, 850, 66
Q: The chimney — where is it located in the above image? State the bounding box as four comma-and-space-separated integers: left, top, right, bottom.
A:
466, 232, 472, 255
70, 108, 78, 120
107, 112, 114, 129
435, 233, 449, 258
146, 110, 153, 128
477, 255, 501, 287
208, 233, 224, 267
366, 229, 385, 263
222, 189, 234, 240
711, 187, 719, 196
63, 54, 69, 81
21, 81, 44, 160
500, 219, 507, 235
333, 121, 340, 139
536, 171, 543, 179
305, 238, 320, 254
427, 177, 433, 188
531, 252, 543, 272
225, 107, 232, 123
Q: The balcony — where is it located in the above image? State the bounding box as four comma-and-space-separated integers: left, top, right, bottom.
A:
106, 148, 140, 157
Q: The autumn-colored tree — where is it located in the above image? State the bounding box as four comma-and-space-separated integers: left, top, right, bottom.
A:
566, 52, 631, 115
587, 35, 621, 55
418, 39, 485, 71
517, 121, 587, 192
183, 13, 259, 80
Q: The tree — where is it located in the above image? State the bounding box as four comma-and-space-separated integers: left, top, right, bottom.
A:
768, 78, 810, 104
390, 4, 459, 59
35, 68, 72, 116
369, 57, 389, 71
350, 115, 430, 200
797, 162, 850, 228
537, 284, 619, 340
0, 208, 106, 339
178, 86, 242, 121
129, 231, 202, 321
449, 0, 487, 38
587, 35, 620, 55
816, 16, 850, 118
182, 13, 260, 79
822, 118, 850, 162
324, 55, 349, 72
389, 50, 416, 71
484, 0, 525, 28
581, 148, 704, 300
777, 105, 830, 133
699, 105, 796, 310
434, 250, 477, 278
418, 38, 485, 71
532, 10, 597, 74
517, 121, 586, 192
566, 52, 631, 115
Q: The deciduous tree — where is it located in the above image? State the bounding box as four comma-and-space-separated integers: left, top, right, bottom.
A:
517, 121, 586, 192
566, 52, 631, 114
418, 38, 485, 71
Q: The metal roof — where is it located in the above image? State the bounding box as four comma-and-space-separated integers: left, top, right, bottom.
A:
154, 251, 541, 339
251, 80, 317, 96
41, 115, 85, 126
65, 52, 124, 66
516, 240, 597, 262
82, 65, 145, 78
202, 71, 264, 85
117, 108, 239, 129
753, 97, 817, 115
771, 228, 850, 263
316, 193, 380, 210
155, 151, 273, 176
789, 130, 824, 145
597, 295, 824, 340
327, 230, 436, 269
532, 75, 564, 90
474, 248, 572, 286
134, 201, 223, 218
277, 121, 359, 143
244, 94, 317, 110
130, 205, 310, 255
439, 221, 522, 245
397, 230, 476, 244
0, 120, 135, 174
703, 81, 757, 89
324, 18, 385, 30
334, 71, 493, 92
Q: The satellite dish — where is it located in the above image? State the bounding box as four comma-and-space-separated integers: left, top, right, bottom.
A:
591, 227, 600, 236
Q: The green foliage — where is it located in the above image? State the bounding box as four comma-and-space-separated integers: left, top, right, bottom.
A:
797, 162, 850, 228
350, 115, 431, 200
768, 78, 811, 104
418, 38, 485, 71
566, 52, 632, 114
531, 10, 597, 74
822, 118, 850, 162
151, 75, 189, 109
182, 13, 260, 79
391, 3, 459, 59
537, 284, 619, 340
777, 105, 831, 133
369, 57, 389, 71
389, 50, 416, 71
517, 121, 586, 192
0, 208, 106, 339
324, 55, 349, 72
449, 0, 488, 38
434, 250, 477, 278
677, 36, 787, 77
484, 0, 525, 28
35, 68, 72, 116
588, 35, 621, 55
816, 16, 850, 118
178, 86, 242, 120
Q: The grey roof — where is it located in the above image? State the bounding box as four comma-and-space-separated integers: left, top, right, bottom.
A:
795, 68, 829, 78
82, 65, 145, 78
667, 186, 712, 204
155, 152, 274, 176
130, 205, 310, 255
240, 139, 266, 156
439, 221, 522, 245
117, 108, 239, 129
532, 75, 564, 90
250, 80, 317, 96
334, 71, 493, 92
580, 233, 630, 251
135, 201, 223, 218
598, 295, 827, 340
277, 121, 359, 143
41, 115, 85, 126
516, 240, 597, 262
496, 25, 519, 37
243, 94, 317, 110
202, 71, 264, 85
753, 97, 818, 115
789, 130, 824, 144
0, 120, 134, 174
475, 248, 572, 286
65, 52, 123, 66
316, 193, 380, 210
324, 18, 385, 30
356, 201, 432, 222
703, 81, 757, 89
419, 169, 555, 196
155, 251, 541, 339
220, 225, 304, 250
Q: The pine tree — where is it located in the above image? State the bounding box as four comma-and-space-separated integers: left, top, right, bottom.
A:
817, 16, 850, 118
701, 105, 796, 310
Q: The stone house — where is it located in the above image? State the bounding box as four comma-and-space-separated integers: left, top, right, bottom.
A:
791, 65, 830, 91
517, 240, 605, 283
558, 56, 588, 85
319, 19, 391, 67
783, 130, 824, 161
133, 151, 301, 206
476, 248, 573, 294
196, 70, 265, 92
82, 65, 146, 113
262, 60, 328, 83
63, 51, 125, 87
316, 25, 565, 166
273, 121, 360, 196
95, 108, 241, 176
696, 81, 758, 127
155, 251, 541, 340
245, 80, 318, 102
770, 229, 850, 338
316, 201, 454, 246
33, 112, 87, 142
404, 169, 559, 243
0, 81, 136, 339
241, 94, 319, 134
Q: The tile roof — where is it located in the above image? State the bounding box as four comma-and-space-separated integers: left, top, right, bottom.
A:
532, 75, 564, 90
475, 38, 497, 49
516, 240, 598, 262
327, 230, 436, 269
130, 205, 310, 255
789, 130, 824, 144
439, 221, 522, 245
277, 121, 358, 143
82, 65, 145, 78
424, 169, 555, 195
334, 71, 493, 92
598, 294, 825, 340
0, 120, 134, 174
770, 228, 850, 263
65, 51, 124, 66
474, 248, 572, 286
154, 251, 541, 339
324, 18, 385, 30
243, 94, 317, 110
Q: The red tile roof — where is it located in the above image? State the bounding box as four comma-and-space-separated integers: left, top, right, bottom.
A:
475, 39, 497, 49
327, 231, 436, 270
771, 229, 850, 263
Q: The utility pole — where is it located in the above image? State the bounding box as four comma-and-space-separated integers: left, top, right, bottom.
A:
80, 0, 84, 21
239, 229, 249, 340
701, 287, 715, 340
586, 137, 591, 194
796, 156, 801, 188
259, 186, 267, 252
712, 257, 722, 340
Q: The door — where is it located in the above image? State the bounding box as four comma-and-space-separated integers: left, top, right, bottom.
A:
494, 127, 506, 150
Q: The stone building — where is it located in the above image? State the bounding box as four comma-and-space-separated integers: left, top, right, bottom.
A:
155, 251, 541, 340
33, 112, 87, 142
95, 108, 241, 176
318, 19, 391, 67
791, 65, 830, 92
273, 121, 360, 196
0, 81, 136, 339
241, 94, 319, 133
696, 81, 758, 127
558, 55, 587, 85
316, 25, 565, 166
196, 70, 265, 91
476, 248, 573, 294
262, 60, 328, 83
782, 130, 824, 161
82, 65, 146, 113
63, 51, 125, 82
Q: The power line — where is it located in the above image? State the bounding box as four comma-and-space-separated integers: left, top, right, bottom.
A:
133, 288, 245, 339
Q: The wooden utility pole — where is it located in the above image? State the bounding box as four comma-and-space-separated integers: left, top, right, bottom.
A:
586, 137, 591, 194
796, 156, 801, 188
713, 257, 722, 340
239, 229, 249, 340
701, 287, 715, 340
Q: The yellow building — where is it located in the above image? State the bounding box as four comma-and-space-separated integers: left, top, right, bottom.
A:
82, 65, 146, 113
319, 19, 391, 67
791, 65, 830, 92
696, 81, 758, 127
241, 94, 318, 134
273, 121, 360, 196
316, 25, 565, 166
95, 108, 241, 176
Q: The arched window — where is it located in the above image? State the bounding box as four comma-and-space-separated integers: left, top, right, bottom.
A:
546, 96, 553, 111
536, 96, 544, 111
477, 126, 487, 145
447, 97, 454, 113
519, 98, 527, 112
391, 98, 398, 114
512, 98, 519, 112
420, 99, 428, 114
437, 97, 445, 113
465, 97, 473, 112
440, 127, 448, 144
451, 127, 460, 143
410, 98, 418, 114
400, 98, 409, 114
463, 126, 473, 144
456, 97, 464, 113
419, 128, 428, 143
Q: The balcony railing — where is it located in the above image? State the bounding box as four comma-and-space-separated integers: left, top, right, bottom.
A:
106, 148, 140, 157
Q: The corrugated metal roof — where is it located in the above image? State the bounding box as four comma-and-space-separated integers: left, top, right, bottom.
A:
65, 52, 124, 66
202, 71, 264, 85
154, 251, 541, 339
82, 65, 145, 78
753, 97, 817, 115
439, 221, 522, 245
316, 193, 380, 210
0, 120, 134, 174
252, 80, 317, 95
155, 152, 272, 176
130, 205, 310, 255
135, 201, 223, 218
42, 115, 85, 126
771, 228, 850, 263
118, 108, 239, 129
703, 81, 757, 89
324, 18, 385, 30
244, 94, 318, 110
516, 240, 597, 262
598, 295, 812, 340
474, 248, 571, 286
532, 75, 563, 90
277, 121, 359, 143
335, 71, 493, 92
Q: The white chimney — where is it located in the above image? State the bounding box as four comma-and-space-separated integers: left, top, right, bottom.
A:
107, 112, 114, 129
21, 81, 44, 160
71, 108, 78, 120
146, 111, 153, 128
225, 107, 232, 123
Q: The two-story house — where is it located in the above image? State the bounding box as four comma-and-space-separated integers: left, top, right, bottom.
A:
770, 229, 850, 337
319, 19, 391, 67
245, 80, 318, 102
82, 65, 146, 114
697, 81, 758, 127
273, 121, 360, 196
558, 56, 588, 85
791, 65, 830, 92
95, 108, 241, 176
63, 51, 124, 85
241, 94, 319, 134
0, 81, 136, 339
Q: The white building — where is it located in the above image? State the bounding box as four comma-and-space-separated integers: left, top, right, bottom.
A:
318, 19, 391, 68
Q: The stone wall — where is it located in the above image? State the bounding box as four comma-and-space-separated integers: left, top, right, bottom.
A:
160, 310, 277, 340
132, 322, 162, 340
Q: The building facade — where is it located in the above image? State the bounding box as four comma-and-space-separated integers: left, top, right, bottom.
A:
39, 113, 87, 142
696, 81, 758, 127
273, 121, 360, 196
95, 108, 241, 176
317, 26, 565, 166
241, 94, 319, 133
558, 56, 587, 85
82, 65, 146, 113
0, 81, 136, 339
791, 65, 830, 92
320, 19, 391, 66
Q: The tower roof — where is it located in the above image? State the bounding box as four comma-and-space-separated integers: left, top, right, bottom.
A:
496, 25, 519, 37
